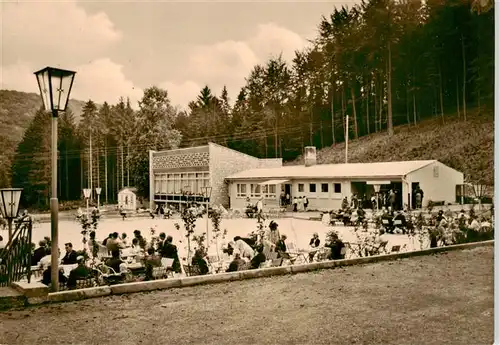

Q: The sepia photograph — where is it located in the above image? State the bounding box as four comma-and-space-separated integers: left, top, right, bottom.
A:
0, 0, 495, 344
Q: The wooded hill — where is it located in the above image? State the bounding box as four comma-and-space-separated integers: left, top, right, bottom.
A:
0, 0, 493, 209
291, 109, 494, 186
0, 90, 85, 188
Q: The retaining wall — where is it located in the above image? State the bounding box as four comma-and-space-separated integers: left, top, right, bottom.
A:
6, 240, 495, 309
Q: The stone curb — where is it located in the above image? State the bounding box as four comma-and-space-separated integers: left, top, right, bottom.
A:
22, 240, 493, 306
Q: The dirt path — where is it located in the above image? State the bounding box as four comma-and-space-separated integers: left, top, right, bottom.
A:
0, 247, 493, 345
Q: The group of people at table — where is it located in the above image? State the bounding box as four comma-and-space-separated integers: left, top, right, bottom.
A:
30, 229, 182, 288
28, 219, 347, 288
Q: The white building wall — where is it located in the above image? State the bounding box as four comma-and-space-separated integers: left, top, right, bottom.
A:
406, 161, 464, 206
229, 178, 351, 211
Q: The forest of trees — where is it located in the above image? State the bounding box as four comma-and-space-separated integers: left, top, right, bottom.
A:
8, 0, 494, 208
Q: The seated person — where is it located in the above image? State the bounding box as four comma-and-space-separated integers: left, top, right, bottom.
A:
161, 236, 180, 273
32, 240, 48, 266
250, 245, 267, 269
191, 249, 209, 275
40, 248, 67, 286
226, 253, 247, 272
275, 234, 287, 255
144, 247, 162, 281
61, 243, 78, 265
356, 207, 366, 221
234, 236, 256, 249
67, 256, 92, 289
232, 238, 255, 260
102, 233, 113, 247
308, 233, 321, 262
393, 212, 407, 233
105, 250, 124, 274
106, 232, 125, 252
326, 233, 345, 260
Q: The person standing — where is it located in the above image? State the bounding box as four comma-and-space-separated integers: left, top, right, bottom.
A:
303, 196, 309, 211
292, 197, 298, 212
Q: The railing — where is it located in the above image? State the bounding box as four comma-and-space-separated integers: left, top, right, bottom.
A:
0, 219, 33, 287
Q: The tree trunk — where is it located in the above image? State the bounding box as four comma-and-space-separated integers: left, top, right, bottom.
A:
127, 144, 130, 187
89, 134, 93, 201
80, 152, 83, 193
341, 87, 346, 138
374, 81, 378, 132
413, 91, 417, 126
366, 83, 370, 134
97, 146, 100, 189
65, 149, 69, 200
320, 121, 324, 148
456, 76, 461, 119
121, 141, 124, 189
387, 41, 394, 136
105, 142, 108, 204
461, 33, 467, 121
117, 151, 120, 194
309, 107, 313, 146
331, 89, 336, 145
438, 64, 445, 124
350, 87, 358, 139
406, 85, 410, 126
274, 109, 278, 158
379, 80, 383, 131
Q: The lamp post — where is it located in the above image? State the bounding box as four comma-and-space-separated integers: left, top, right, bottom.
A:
95, 187, 102, 211
83, 188, 91, 218
201, 186, 212, 250
0, 188, 23, 242
35, 66, 76, 292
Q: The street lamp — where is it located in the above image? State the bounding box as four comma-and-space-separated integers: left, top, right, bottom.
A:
83, 188, 91, 218
95, 187, 102, 211
201, 186, 212, 250
0, 188, 23, 242
35, 66, 76, 292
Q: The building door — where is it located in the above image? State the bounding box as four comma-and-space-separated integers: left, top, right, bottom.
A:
411, 182, 419, 209
285, 184, 292, 205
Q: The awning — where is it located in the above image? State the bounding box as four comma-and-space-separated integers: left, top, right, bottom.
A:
258, 179, 289, 185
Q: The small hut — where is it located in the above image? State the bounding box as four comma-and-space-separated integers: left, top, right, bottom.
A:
118, 187, 138, 211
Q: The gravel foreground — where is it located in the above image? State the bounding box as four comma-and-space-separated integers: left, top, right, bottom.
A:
0, 247, 493, 345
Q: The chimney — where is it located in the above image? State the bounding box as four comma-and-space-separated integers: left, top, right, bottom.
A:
304, 146, 317, 167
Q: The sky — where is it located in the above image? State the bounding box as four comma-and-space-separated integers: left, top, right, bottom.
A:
0, 0, 357, 110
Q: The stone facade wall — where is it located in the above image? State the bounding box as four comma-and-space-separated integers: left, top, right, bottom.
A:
209, 143, 282, 208
152, 146, 209, 170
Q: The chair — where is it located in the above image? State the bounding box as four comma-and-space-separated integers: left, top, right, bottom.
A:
285, 243, 307, 264
316, 248, 331, 261
183, 264, 201, 277
391, 245, 401, 253
96, 264, 126, 285
270, 258, 283, 267
268, 252, 279, 261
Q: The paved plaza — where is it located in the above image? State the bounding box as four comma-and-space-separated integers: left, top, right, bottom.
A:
0, 213, 418, 260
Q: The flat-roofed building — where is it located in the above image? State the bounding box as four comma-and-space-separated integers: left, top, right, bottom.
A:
149, 143, 282, 210
225, 147, 464, 211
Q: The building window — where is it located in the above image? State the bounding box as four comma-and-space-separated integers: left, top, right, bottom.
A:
298, 184, 304, 192
333, 183, 342, 193
154, 174, 161, 193
237, 184, 247, 197
309, 183, 316, 193
321, 183, 329, 193
160, 174, 167, 193
250, 184, 261, 198
262, 184, 277, 199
